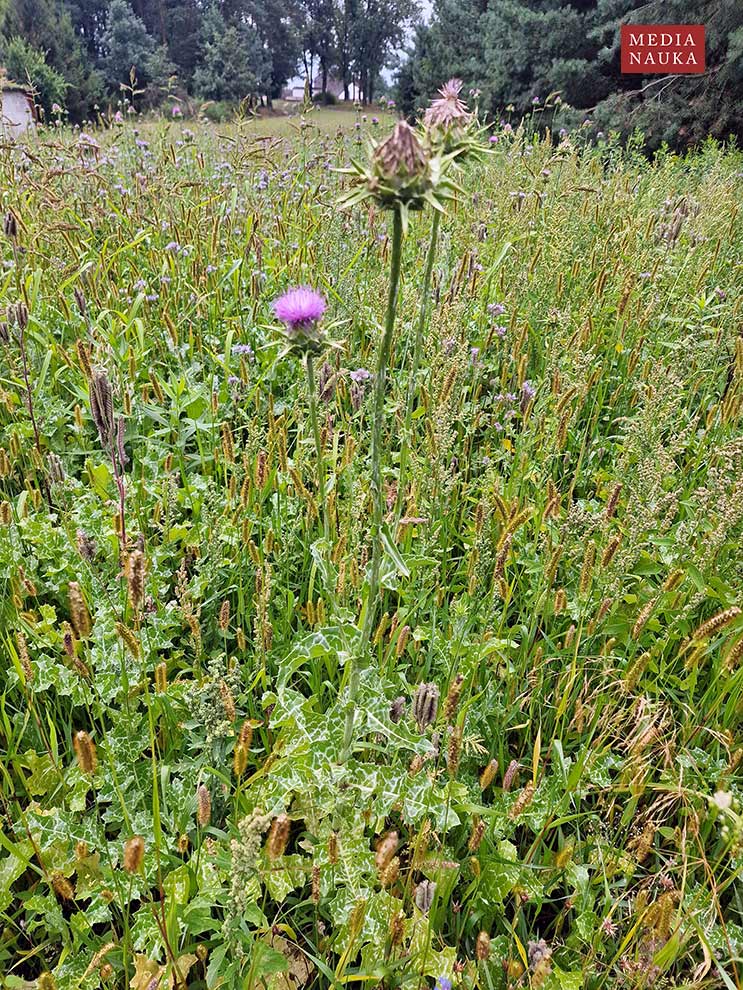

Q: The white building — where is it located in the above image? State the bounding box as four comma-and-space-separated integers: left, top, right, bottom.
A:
0, 76, 35, 137
281, 73, 362, 102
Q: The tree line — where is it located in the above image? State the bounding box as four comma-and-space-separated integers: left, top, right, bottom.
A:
0, 0, 420, 119
399, 0, 743, 150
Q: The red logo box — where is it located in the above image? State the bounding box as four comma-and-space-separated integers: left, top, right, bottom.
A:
621, 24, 705, 73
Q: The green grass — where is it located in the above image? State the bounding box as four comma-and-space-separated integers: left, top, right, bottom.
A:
0, 115, 741, 990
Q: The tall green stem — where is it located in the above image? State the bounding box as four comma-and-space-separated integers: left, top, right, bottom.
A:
305, 352, 329, 541
343, 208, 404, 756
397, 208, 441, 519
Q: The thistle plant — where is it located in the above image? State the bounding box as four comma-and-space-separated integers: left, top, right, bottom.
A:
397, 81, 490, 518
273, 286, 331, 540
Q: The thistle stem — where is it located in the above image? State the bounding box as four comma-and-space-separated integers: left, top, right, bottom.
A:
304, 352, 329, 541
396, 208, 440, 520
343, 208, 404, 756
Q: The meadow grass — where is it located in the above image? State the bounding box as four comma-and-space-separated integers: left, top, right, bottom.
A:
0, 112, 741, 990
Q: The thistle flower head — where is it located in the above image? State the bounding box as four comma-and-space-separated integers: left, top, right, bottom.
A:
272, 286, 327, 355
424, 78, 472, 130
338, 120, 451, 229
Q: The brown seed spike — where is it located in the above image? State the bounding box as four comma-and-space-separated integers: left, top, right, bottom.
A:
267, 813, 290, 860
197, 784, 212, 826
123, 835, 145, 873
73, 730, 98, 775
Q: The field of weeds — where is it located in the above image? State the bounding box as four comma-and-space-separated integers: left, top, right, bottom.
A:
0, 106, 741, 990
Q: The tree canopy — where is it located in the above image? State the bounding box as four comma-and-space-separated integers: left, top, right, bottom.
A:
399, 0, 743, 150
0, 0, 420, 119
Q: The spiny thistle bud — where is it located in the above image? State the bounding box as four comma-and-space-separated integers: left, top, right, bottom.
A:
414, 878, 436, 914
475, 930, 491, 961
123, 836, 145, 873
480, 758, 498, 790
38, 974, 57, 990
412, 682, 439, 731
73, 730, 97, 775
267, 813, 290, 859
444, 673, 464, 722
373, 122, 429, 199
196, 784, 212, 826
90, 370, 115, 446
374, 831, 398, 872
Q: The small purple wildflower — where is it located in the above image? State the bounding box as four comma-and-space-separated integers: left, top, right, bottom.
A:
488, 302, 506, 316
349, 368, 372, 383
489, 135, 499, 144
493, 325, 507, 338
435, 978, 452, 990
232, 343, 255, 359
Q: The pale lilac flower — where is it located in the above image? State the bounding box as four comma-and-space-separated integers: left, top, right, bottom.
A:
172, 105, 182, 117
488, 302, 505, 316
493, 325, 507, 338
349, 368, 372, 383
232, 343, 255, 359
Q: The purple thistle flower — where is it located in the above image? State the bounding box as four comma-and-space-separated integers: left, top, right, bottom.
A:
272, 287, 326, 330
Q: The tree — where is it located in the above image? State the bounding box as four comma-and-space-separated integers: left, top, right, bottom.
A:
244, 0, 301, 104
1, 35, 66, 114
398, 0, 743, 150
2, 0, 103, 120
98, 0, 173, 100
192, 4, 271, 103
352, 0, 421, 104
